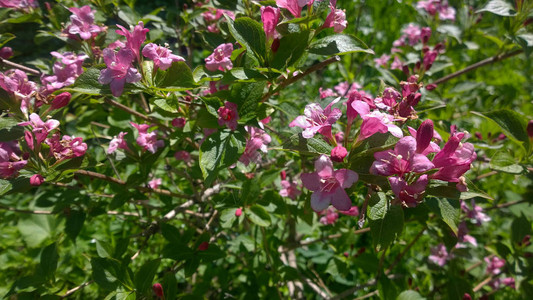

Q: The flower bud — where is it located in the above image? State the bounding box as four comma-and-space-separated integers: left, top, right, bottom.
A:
0, 47, 13, 59
152, 283, 164, 298
425, 83, 437, 90
280, 170, 286, 180
30, 174, 44, 186
335, 132, 344, 143
527, 120, 533, 139
331, 145, 347, 162
416, 120, 434, 153
172, 117, 186, 128
198, 241, 209, 251
271, 38, 280, 52
51, 92, 71, 110
235, 208, 242, 217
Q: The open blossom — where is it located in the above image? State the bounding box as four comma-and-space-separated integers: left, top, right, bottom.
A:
429, 244, 449, 266
261, 6, 280, 40
289, 97, 342, 142
351, 100, 403, 141
19, 113, 60, 144
46, 133, 87, 160
148, 178, 162, 189
41, 52, 88, 94
0, 141, 26, 179
116, 21, 149, 60
217, 101, 239, 130
130, 122, 164, 154
485, 256, 506, 275
0, 0, 38, 10
276, 0, 308, 18
417, 0, 455, 21
280, 179, 301, 200
174, 150, 191, 163
239, 126, 271, 166
335, 81, 361, 96
142, 43, 184, 71
456, 221, 477, 248
323, 5, 347, 33
390, 56, 403, 70
99, 48, 141, 97
389, 175, 429, 207
0, 69, 37, 113
64, 5, 105, 40
320, 207, 339, 225
461, 199, 491, 225
108, 132, 129, 154
431, 127, 476, 184
374, 54, 390, 67
301, 155, 358, 212
205, 43, 233, 72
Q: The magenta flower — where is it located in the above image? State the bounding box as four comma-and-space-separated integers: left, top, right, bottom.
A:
174, 150, 191, 163
0, 141, 26, 179
0, 69, 37, 113
65, 5, 105, 40
406, 120, 441, 155
205, 43, 233, 72
276, 0, 307, 18
217, 101, 239, 130
320, 207, 339, 225
280, 179, 301, 200
130, 122, 164, 154
261, 6, 280, 40
50, 92, 72, 110
0, 160, 27, 179
485, 256, 506, 275
403, 24, 422, 46
301, 155, 358, 212
19, 113, 60, 144
108, 132, 129, 154
319, 88, 336, 99
239, 126, 271, 166
30, 174, 44, 186
323, 5, 347, 33
371, 136, 434, 177
351, 100, 403, 141
339, 206, 359, 216
142, 43, 185, 71
330, 145, 347, 162
116, 21, 149, 61
171, 117, 187, 128
289, 97, 342, 142
0, 47, 13, 59
428, 244, 449, 266
461, 199, 491, 226
374, 54, 391, 67
390, 56, 403, 70
99, 48, 141, 97
46, 133, 87, 160
431, 129, 476, 184
41, 51, 87, 94
388, 175, 429, 207
0, 0, 38, 10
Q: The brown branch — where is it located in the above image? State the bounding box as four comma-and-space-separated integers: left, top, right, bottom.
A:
473, 276, 494, 292
261, 55, 341, 102
103, 98, 171, 131
487, 199, 529, 210
431, 50, 523, 86
0, 57, 41, 76
60, 280, 94, 298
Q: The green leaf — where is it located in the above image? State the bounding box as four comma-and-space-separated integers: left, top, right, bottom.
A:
220, 208, 237, 228
0, 178, 11, 196
309, 34, 374, 56
472, 109, 529, 150
96, 240, 114, 258
158, 61, 198, 91
271, 30, 310, 69
40, 242, 59, 279
490, 150, 524, 174
368, 193, 404, 251
0, 33, 15, 47
134, 259, 160, 296
511, 213, 531, 245
397, 290, 426, 300
222, 67, 268, 83
226, 16, 266, 64
515, 33, 533, 56
0, 117, 24, 142
199, 129, 246, 186
231, 82, 267, 122
476, 0, 517, 16
246, 205, 271, 227
65, 210, 86, 241
91, 258, 119, 290
426, 197, 460, 235
17, 215, 55, 248
162, 272, 178, 300
65, 67, 111, 95
283, 133, 333, 155
153, 97, 180, 113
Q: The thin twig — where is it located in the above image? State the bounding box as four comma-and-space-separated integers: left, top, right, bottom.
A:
0, 57, 41, 75
60, 280, 94, 298
473, 276, 493, 292
431, 50, 523, 86
487, 199, 529, 210
355, 290, 379, 300
261, 56, 341, 102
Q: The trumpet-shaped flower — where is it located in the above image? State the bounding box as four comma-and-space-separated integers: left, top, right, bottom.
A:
116, 21, 149, 60
19, 113, 60, 144
301, 155, 358, 212
289, 97, 342, 141
142, 43, 185, 71
130, 122, 164, 154
351, 100, 403, 141
261, 6, 280, 40
108, 132, 129, 154
64, 5, 105, 40
217, 101, 239, 130
99, 48, 141, 97
205, 43, 233, 72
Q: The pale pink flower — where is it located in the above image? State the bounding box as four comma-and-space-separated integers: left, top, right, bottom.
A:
403, 24, 422, 46
130, 122, 164, 154
319, 87, 337, 99
142, 43, 185, 71
461, 199, 491, 225
374, 54, 391, 67
320, 207, 339, 225
301, 155, 358, 212
239, 126, 271, 166
261, 6, 280, 40
19, 113, 60, 144
108, 132, 129, 154
205, 43, 233, 72
429, 244, 449, 266
323, 5, 347, 33
217, 101, 239, 130
0, 69, 37, 113
116, 21, 149, 61
289, 97, 342, 142
99, 48, 141, 97
280, 180, 301, 200
485, 256, 506, 275
334, 81, 361, 96
41, 52, 88, 94
390, 56, 403, 70
64, 5, 105, 40
351, 100, 403, 141
0, 0, 37, 10
456, 221, 477, 248
148, 178, 162, 189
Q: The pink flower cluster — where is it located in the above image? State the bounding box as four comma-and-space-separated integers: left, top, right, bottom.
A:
41, 52, 88, 95
0, 0, 38, 11
239, 126, 272, 166
416, 0, 456, 21
130, 122, 164, 154
202, 7, 235, 33
0, 141, 26, 179
0, 69, 37, 113
64, 5, 106, 40
45, 133, 88, 160
142, 43, 184, 71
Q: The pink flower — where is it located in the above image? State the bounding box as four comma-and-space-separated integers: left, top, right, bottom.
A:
388, 175, 429, 207
335, 81, 361, 96
0, 0, 38, 10
485, 256, 505, 275
0, 69, 37, 113
403, 24, 422, 46
142, 43, 185, 71
174, 150, 191, 163
217, 101, 239, 130
423, 48, 438, 71
235, 208, 243, 217
371, 136, 434, 177
0, 142, 20, 162
19, 113, 60, 144
301, 155, 358, 212
64, 5, 105, 40
323, 5, 347, 33
172, 117, 187, 128
289, 97, 342, 142
0, 47, 13, 59
276, 0, 306, 18
0, 161, 27, 179
130, 122, 164, 154
431, 128, 476, 184
99, 48, 141, 97
46, 133, 87, 160
320, 207, 339, 225
30, 174, 44, 186
108, 132, 129, 154
319, 87, 337, 99
456, 221, 477, 248
261, 6, 280, 40
239, 126, 271, 166
41, 51, 88, 94
461, 199, 491, 225
330, 145, 347, 162
50, 92, 72, 110
280, 179, 301, 200
116, 21, 149, 61
390, 56, 403, 70
148, 178, 162, 189
421, 27, 432, 43
374, 54, 391, 67
205, 43, 233, 72
351, 100, 403, 141
152, 283, 164, 298
429, 244, 449, 266
339, 206, 359, 216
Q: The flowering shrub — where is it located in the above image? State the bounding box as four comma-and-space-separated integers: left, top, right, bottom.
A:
0, 0, 532, 298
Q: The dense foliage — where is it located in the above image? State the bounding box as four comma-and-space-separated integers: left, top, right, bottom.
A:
0, 0, 533, 299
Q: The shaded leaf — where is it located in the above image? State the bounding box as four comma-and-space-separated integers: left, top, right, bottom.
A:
309, 34, 374, 56
476, 0, 517, 16
134, 259, 160, 296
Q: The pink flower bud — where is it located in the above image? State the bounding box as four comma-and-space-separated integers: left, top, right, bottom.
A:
343, 252, 349, 257
235, 208, 242, 217
172, 117, 186, 128
335, 132, 344, 143
0, 47, 13, 59
527, 120, 533, 139
152, 283, 164, 298
475, 132, 483, 140
198, 241, 209, 251
463, 293, 472, 300
30, 174, 44, 186
280, 170, 287, 180
425, 83, 437, 90
331, 145, 348, 162
24, 131, 34, 151
261, 6, 280, 40
51, 92, 71, 110
416, 120, 434, 153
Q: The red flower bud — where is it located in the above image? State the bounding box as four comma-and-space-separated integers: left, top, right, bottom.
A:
271, 38, 280, 52
425, 83, 437, 91
172, 117, 186, 128
51, 92, 71, 110
235, 208, 242, 217
198, 241, 209, 251
527, 120, 533, 139
416, 120, 434, 153
152, 283, 164, 298
0, 47, 13, 59
30, 174, 44, 186
463, 293, 472, 300
331, 145, 347, 162
280, 170, 286, 180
